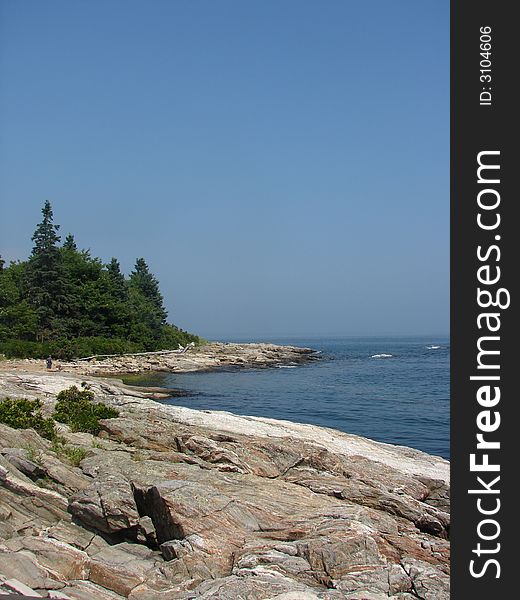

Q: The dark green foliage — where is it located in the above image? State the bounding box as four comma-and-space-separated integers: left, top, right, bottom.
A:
63, 234, 78, 251
158, 324, 201, 350
0, 340, 53, 359
31, 200, 61, 255
53, 385, 119, 435
130, 258, 168, 325
49, 336, 143, 361
107, 258, 128, 301
0, 261, 40, 341
25, 201, 70, 336
0, 201, 203, 357
0, 397, 56, 440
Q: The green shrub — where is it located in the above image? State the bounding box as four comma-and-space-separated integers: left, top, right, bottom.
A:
0, 397, 56, 440
158, 324, 205, 349
0, 331, 205, 360
50, 336, 144, 360
53, 385, 119, 435
0, 336, 144, 360
0, 340, 52, 359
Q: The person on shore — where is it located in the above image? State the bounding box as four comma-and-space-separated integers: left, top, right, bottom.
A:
46, 356, 52, 370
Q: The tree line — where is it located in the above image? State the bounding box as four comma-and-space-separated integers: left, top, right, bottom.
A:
0, 201, 201, 359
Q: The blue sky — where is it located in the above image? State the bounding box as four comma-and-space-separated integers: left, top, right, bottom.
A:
0, 0, 449, 339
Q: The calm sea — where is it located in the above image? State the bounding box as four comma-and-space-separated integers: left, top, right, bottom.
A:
128, 337, 450, 460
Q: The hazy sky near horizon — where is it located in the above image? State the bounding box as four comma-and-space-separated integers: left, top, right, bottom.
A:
0, 0, 449, 339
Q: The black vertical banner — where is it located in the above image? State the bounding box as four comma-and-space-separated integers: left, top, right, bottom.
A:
451, 1, 516, 598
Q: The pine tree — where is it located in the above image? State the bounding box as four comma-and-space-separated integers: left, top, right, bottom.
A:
31, 200, 61, 257
26, 200, 68, 338
107, 258, 128, 300
129, 258, 168, 324
63, 234, 78, 251
0, 203, 200, 357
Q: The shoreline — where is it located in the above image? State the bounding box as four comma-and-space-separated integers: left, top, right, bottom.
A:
0, 341, 320, 378
0, 366, 450, 599
0, 369, 449, 482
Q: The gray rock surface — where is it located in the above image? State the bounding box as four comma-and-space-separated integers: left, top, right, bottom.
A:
0, 368, 450, 599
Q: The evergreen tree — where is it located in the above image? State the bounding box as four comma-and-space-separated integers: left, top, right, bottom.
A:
31, 200, 61, 257
0, 261, 39, 341
0, 203, 201, 358
26, 200, 68, 337
107, 258, 128, 300
63, 234, 78, 251
129, 258, 168, 324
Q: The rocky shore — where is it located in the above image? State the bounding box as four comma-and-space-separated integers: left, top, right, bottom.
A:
1, 342, 320, 377
0, 367, 450, 599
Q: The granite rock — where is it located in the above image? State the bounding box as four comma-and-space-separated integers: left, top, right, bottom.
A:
0, 368, 450, 599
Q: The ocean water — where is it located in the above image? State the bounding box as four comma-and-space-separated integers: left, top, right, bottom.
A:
129, 337, 450, 460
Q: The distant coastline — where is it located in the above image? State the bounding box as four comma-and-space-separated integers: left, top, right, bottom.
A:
0, 341, 320, 377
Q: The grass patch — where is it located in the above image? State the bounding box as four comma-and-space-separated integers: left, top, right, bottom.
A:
50, 438, 88, 467
36, 474, 54, 489
24, 444, 44, 465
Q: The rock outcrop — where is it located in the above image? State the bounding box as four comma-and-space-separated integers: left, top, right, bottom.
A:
2, 342, 319, 377
0, 371, 450, 599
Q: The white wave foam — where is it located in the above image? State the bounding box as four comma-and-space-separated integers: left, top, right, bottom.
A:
370, 354, 393, 358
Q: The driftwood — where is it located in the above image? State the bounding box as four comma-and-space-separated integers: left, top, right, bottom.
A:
76, 343, 195, 361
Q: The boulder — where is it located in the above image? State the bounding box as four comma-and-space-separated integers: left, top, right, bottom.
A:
17, 535, 90, 580
68, 473, 140, 535
88, 543, 158, 597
